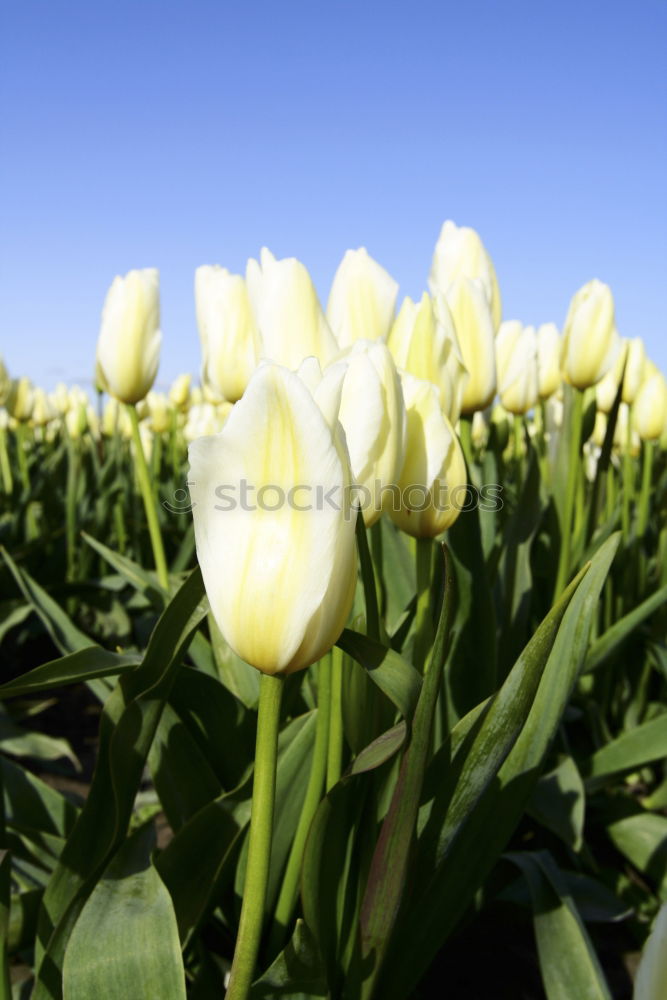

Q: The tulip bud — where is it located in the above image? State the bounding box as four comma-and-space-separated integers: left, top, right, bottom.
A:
634, 372, 667, 441
595, 345, 625, 414
246, 249, 338, 369
332, 340, 406, 526
560, 279, 620, 389
443, 277, 497, 414
536, 323, 561, 399
388, 292, 468, 424
195, 266, 259, 403
169, 373, 192, 411
146, 392, 172, 434
591, 410, 608, 448
621, 337, 646, 405
496, 321, 539, 415
184, 401, 232, 443
326, 248, 398, 348
7, 377, 34, 421
429, 219, 502, 330
188, 361, 357, 675
31, 388, 55, 428
388, 373, 467, 538
96, 268, 161, 405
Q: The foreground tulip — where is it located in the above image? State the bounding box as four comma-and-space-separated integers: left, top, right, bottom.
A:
96, 268, 161, 405
389, 373, 467, 538
560, 279, 620, 389
333, 340, 406, 525
246, 249, 338, 369
388, 292, 468, 424
443, 277, 497, 414
189, 360, 357, 674
536, 323, 561, 399
496, 321, 539, 415
195, 266, 259, 402
429, 219, 502, 330
634, 372, 667, 441
326, 247, 398, 348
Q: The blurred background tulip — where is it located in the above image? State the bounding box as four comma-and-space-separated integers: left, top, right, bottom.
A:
536, 323, 561, 400
95, 268, 161, 405
496, 320, 539, 415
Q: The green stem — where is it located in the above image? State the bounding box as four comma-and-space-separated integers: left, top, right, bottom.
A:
553, 388, 583, 600
637, 440, 653, 539
458, 416, 473, 475
513, 413, 523, 486
326, 646, 344, 790
622, 404, 634, 538
0, 427, 12, 494
226, 672, 284, 1000
65, 435, 79, 583
127, 404, 169, 591
356, 509, 380, 640
15, 423, 29, 491
270, 661, 331, 952
413, 537, 433, 673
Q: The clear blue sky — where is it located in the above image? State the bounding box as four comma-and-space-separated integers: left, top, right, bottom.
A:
2, 0, 666, 390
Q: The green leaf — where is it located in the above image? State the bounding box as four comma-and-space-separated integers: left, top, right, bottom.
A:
62, 825, 186, 1000
32, 567, 206, 1000
505, 851, 611, 1000
0, 648, 141, 699
528, 756, 586, 851
607, 812, 667, 899
584, 584, 667, 673
209, 613, 260, 709
358, 545, 455, 996
81, 531, 166, 604
581, 713, 667, 787
249, 919, 326, 997
380, 533, 620, 1000
336, 629, 421, 720
348, 723, 406, 777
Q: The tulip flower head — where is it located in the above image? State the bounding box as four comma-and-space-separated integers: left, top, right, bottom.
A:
496, 321, 539, 415
621, 337, 646, 405
195, 266, 259, 403
388, 292, 468, 424
536, 323, 562, 399
429, 219, 502, 330
247, 249, 338, 370
389, 372, 467, 538
96, 268, 161, 405
634, 372, 667, 441
326, 248, 399, 348
189, 360, 357, 674
333, 340, 406, 526
443, 277, 497, 414
560, 279, 620, 390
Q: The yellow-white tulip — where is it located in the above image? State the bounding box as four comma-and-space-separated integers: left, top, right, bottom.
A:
388, 292, 468, 424
443, 277, 497, 414
195, 266, 259, 403
634, 902, 667, 1000
560, 279, 620, 389
183, 401, 232, 443
496, 321, 539, 415
96, 268, 161, 405
31, 388, 56, 427
146, 392, 172, 434
0, 358, 10, 405
389, 373, 467, 538
634, 372, 667, 441
7, 377, 34, 422
621, 337, 646, 405
188, 361, 357, 675
333, 340, 406, 526
595, 346, 625, 414
326, 248, 398, 348
536, 323, 561, 399
614, 402, 640, 457
169, 373, 192, 411
429, 219, 502, 330
247, 249, 338, 370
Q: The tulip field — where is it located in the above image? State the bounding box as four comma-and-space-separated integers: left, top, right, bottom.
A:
1, 221, 667, 999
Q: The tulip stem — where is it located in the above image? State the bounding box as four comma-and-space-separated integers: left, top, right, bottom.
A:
637, 440, 653, 540
65, 434, 79, 583
326, 646, 345, 790
15, 423, 30, 492
270, 660, 331, 953
622, 406, 634, 538
126, 404, 169, 592
226, 672, 284, 1000
553, 388, 583, 600
356, 510, 380, 641
0, 427, 12, 494
413, 538, 433, 673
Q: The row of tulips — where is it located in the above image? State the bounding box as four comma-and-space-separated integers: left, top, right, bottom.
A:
0, 220, 666, 999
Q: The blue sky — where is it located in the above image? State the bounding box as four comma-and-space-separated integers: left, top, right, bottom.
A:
1, 0, 666, 390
